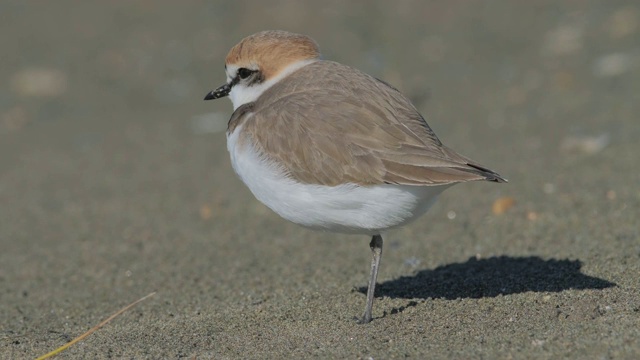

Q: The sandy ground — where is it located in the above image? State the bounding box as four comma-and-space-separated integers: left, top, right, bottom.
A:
1, 1, 639, 359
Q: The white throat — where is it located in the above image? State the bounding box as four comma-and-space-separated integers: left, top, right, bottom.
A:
227, 59, 317, 110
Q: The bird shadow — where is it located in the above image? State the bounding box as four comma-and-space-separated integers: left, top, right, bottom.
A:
357, 255, 616, 300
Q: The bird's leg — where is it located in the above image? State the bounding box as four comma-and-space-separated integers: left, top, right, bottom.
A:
360, 234, 383, 324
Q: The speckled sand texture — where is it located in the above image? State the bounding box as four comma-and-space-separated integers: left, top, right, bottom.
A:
1, 1, 639, 359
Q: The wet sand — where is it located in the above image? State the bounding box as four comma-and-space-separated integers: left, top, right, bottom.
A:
1, 1, 639, 359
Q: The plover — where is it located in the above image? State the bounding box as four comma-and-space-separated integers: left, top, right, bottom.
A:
204, 30, 506, 324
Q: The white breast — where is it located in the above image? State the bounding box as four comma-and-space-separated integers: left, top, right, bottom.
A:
227, 125, 452, 235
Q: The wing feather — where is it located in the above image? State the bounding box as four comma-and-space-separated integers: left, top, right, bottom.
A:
239, 61, 506, 186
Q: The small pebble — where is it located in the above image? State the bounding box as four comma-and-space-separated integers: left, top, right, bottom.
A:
492, 197, 515, 215
593, 53, 634, 78
560, 134, 610, 154
11, 67, 68, 97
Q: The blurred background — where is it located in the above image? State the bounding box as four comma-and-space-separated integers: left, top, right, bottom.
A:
1, 1, 639, 358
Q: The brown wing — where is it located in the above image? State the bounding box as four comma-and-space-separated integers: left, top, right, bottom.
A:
240, 61, 506, 187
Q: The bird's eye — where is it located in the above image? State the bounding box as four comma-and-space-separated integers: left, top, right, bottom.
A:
237, 68, 253, 79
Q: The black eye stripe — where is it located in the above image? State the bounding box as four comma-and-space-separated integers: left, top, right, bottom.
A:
237, 68, 255, 79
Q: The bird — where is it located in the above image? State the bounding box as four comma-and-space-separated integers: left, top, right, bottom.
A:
204, 30, 506, 324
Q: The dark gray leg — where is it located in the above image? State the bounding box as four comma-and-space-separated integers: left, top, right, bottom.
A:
360, 234, 383, 324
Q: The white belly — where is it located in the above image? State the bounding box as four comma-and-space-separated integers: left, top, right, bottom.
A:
227, 126, 451, 235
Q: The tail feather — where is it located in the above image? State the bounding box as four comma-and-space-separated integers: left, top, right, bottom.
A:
467, 162, 508, 183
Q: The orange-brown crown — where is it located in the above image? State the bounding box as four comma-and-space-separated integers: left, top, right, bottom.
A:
225, 30, 321, 79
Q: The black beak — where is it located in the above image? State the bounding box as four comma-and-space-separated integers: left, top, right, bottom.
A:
204, 83, 231, 100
